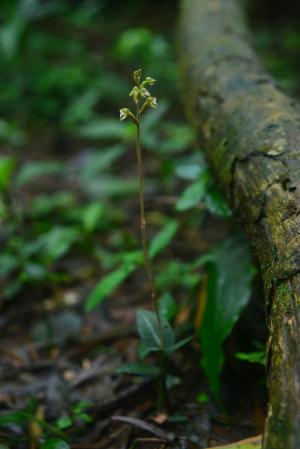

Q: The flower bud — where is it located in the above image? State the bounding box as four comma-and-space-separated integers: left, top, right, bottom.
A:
133, 69, 142, 85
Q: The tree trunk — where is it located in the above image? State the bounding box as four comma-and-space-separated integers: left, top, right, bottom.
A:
179, 1, 300, 448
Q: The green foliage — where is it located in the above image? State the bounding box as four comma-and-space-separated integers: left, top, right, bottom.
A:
158, 292, 177, 322
41, 439, 70, 449
149, 220, 178, 259
15, 161, 65, 187
85, 259, 139, 312
199, 235, 255, 398
235, 351, 266, 366
0, 156, 15, 191
117, 362, 160, 378
176, 158, 231, 216
176, 173, 210, 211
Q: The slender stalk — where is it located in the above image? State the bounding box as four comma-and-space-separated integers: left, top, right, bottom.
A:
121, 70, 171, 411
135, 99, 161, 324
135, 96, 170, 412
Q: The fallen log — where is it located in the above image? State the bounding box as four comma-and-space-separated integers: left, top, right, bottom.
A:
179, 1, 300, 448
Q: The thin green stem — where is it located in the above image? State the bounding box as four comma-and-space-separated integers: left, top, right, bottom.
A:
135, 100, 160, 323
135, 96, 170, 411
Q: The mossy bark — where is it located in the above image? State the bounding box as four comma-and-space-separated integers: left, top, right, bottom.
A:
179, 1, 300, 448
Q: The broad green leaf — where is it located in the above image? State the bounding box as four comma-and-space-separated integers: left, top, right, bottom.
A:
136, 309, 175, 353
176, 173, 210, 211
199, 235, 255, 398
15, 161, 64, 187
0, 156, 15, 191
158, 292, 177, 322
149, 220, 178, 259
85, 263, 136, 312
41, 439, 70, 449
117, 362, 160, 378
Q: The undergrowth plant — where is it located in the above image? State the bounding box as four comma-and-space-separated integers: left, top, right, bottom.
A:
117, 69, 192, 410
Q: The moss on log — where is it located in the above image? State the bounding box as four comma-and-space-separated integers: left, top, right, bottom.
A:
179, 1, 300, 448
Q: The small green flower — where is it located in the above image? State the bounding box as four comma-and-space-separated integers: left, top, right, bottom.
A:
140, 87, 150, 98
129, 86, 140, 104
143, 77, 156, 86
147, 96, 158, 108
119, 108, 130, 121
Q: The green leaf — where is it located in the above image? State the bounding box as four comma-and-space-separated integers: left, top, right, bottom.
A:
159, 123, 194, 154
85, 263, 137, 312
15, 161, 64, 187
0, 156, 15, 191
0, 254, 18, 278
82, 203, 104, 233
117, 362, 160, 378
204, 187, 231, 217
56, 415, 73, 430
175, 154, 207, 180
158, 292, 177, 322
176, 173, 210, 211
77, 119, 125, 140
41, 439, 70, 449
83, 176, 138, 198
138, 341, 151, 360
40, 226, 79, 261
235, 351, 266, 366
166, 335, 194, 355
136, 309, 175, 353
0, 411, 30, 426
149, 220, 178, 259
30, 192, 75, 217
80, 145, 126, 182
199, 235, 255, 398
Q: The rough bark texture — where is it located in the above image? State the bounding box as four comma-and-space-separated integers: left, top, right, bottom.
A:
179, 1, 300, 448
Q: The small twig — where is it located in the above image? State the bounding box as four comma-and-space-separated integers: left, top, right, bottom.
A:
111, 415, 175, 443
